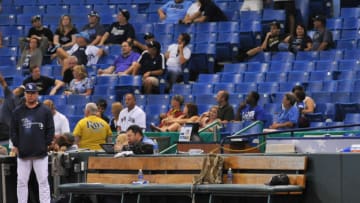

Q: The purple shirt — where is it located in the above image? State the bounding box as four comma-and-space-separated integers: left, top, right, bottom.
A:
113, 51, 140, 73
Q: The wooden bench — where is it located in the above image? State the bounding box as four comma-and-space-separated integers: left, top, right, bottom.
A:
59, 154, 307, 203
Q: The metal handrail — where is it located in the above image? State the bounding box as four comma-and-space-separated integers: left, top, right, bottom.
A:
220, 123, 360, 154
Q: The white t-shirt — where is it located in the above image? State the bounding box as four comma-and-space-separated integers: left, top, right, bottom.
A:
53, 111, 70, 135
67, 44, 100, 66
166, 44, 191, 70
240, 0, 263, 11
186, 2, 200, 16
117, 105, 146, 131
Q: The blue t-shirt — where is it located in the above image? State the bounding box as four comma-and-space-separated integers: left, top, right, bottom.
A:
161, 0, 192, 23
113, 51, 140, 73
277, 105, 299, 128
240, 104, 265, 122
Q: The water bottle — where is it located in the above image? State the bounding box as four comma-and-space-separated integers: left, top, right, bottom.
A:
227, 168, 233, 184
138, 169, 144, 182
153, 139, 159, 155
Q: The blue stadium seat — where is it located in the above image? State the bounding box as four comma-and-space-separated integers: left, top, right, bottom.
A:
66, 95, 90, 105
0, 56, 16, 66
246, 62, 269, 72
264, 103, 282, 114
46, 5, 69, 14
336, 70, 356, 81
13, 0, 37, 5
265, 72, 287, 82
194, 32, 217, 44
314, 60, 338, 71
222, 63, 247, 73
278, 82, 302, 92
170, 84, 192, 95
239, 11, 261, 21
344, 113, 360, 123
242, 72, 265, 83
340, 29, 360, 40
197, 104, 213, 115
69, 5, 93, 15
96, 75, 118, 85
262, 9, 286, 23
248, 52, 271, 63
193, 43, 216, 54
173, 24, 195, 35
91, 95, 116, 106
343, 50, 360, 60
132, 94, 146, 106
220, 73, 243, 83
228, 93, 245, 106
292, 61, 315, 72
256, 93, 271, 106
194, 22, 217, 33
144, 104, 168, 116
234, 83, 257, 94
331, 92, 350, 103
337, 80, 354, 92
1, 6, 22, 15
305, 81, 323, 92
287, 71, 309, 82
63, 0, 86, 4
336, 39, 357, 49
213, 83, 235, 93
191, 83, 213, 95
257, 82, 279, 94
342, 17, 360, 29
197, 74, 220, 83
42, 95, 67, 107
309, 71, 333, 81
340, 7, 360, 18
222, 122, 244, 135
271, 52, 295, 62
68, 115, 83, 131
326, 121, 345, 131
40, 65, 53, 77
331, 30, 341, 41
311, 92, 332, 104
338, 59, 360, 70
326, 18, 342, 30
238, 20, 262, 49
217, 21, 239, 33
146, 94, 170, 105
153, 23, 174, 34
93, 4, 117, 14
315, 103, 336, 121
310, 122, 326, 128
319, 50, 343, 60
0, 47, 17, 57
305, 113, 324, 122
335, 103, 360, 121
60, 104, 76, 116
321, 81, 337, 92
0, 15, 16, 26
295, 51, 319, 60
93, 85, 116, 95
42, 15, 62, 26
268, 61, 292, 72
132, 13, 148, 23
194, 94, 216, 105
23, 6, 46, 15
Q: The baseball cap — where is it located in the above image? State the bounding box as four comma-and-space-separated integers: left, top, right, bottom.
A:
146, 40, 161, 51
313, 15, 326, 24
31, 15, 41, 23
25, 83, 39, 92
119, 9, 130, 20
88, 11, 100, 18
144, 32, 155, 40
76, 32, 90, 42
265, 174, 290, 186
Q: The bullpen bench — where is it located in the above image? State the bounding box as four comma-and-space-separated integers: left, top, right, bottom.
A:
59, 154, 307, 203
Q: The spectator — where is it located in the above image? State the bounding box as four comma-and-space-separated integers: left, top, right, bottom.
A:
109, 102, 123, 132
63, 132, 78, 151
198, 105, 221, 132
19, 15, 53, 55
22, 66, 65, 95
240, 0, 263, 11
114, 133, 127, 152
17, 37, 43, 75
52, 134, 73, 152
122, 125, 155, 154
53, 14, 78, 51
292, 85, 316, 115
311, 15, 334, 51
82, 11, 105, 46
99, 9, 135, 45
151, 103, 199, 132
150, 95, 184, 131
272, 0, 296, 35
180, 0, 200, 24
55, 32, 104, 66
240, 21, 283, 61
97, 41, 140, 75
73, 102, 112, 150
235, 91, 265, 122
62, 56, 78, 85
132, 32, 156, 53
268, 93, 299, 130
96, 99, 110, 123
124, 41, 165, 94
10, 83, 54, 203
64, 65, 93, 96
283, 23, 312, 53
158, 0, 192, 24
216, 90, 234, 123
165, 33, 191, 89
0, 73, 24, 141
189, 0, 228, 23
43, 99, 70, 137
117, 93, 146, 132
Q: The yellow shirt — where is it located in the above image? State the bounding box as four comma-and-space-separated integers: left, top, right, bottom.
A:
73, 115, 112, 150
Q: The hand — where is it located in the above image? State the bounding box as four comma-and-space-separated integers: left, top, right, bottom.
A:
0, 74, 7, 87
98, 69, 104, 75
49, 89, 57, 96
159, 13, 166, 21
266, 32, 272, 38
11, 147, 18, 156
269, 123, 279, 129
143, 71, 151, 79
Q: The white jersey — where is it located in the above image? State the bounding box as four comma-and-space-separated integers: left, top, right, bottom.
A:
67, 44, 100, 66
186, 2, 200, 16
53, 111, 70, 135
240, 0, 263, 11
166, 44, 191, 70
117, 105, 146, 131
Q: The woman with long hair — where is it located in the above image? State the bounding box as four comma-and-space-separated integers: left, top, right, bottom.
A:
53, 15, 78, 50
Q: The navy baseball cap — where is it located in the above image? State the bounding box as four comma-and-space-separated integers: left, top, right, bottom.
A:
25, 83, 39, 92
88, 11, 100, 18
144, 32, 155, 40
146, 40, 161, 51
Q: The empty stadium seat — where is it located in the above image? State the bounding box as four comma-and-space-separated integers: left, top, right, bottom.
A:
197, 74, 220, 83
235, 83, 257, 94
243, 72, 265, 83
265, 72, 287, 82
268, 61, 292, 72
315, 103, 336, 121
66, 95, 90, 105
191, 83, 213, 95
257, 82, 279, 93
213, 83, 235, 93
222, 63, 247, 73
287, 71, 309, 82
314, 60, 338, 71
170, 84, 192, 95
194, 94, 216, 105
146, 94, 170, 105
220, 73, 243, 83
296, 51, 319, 60
246, 62, 269, 72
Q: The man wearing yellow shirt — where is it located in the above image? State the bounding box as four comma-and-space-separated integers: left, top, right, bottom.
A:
73, 102, 112, 150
